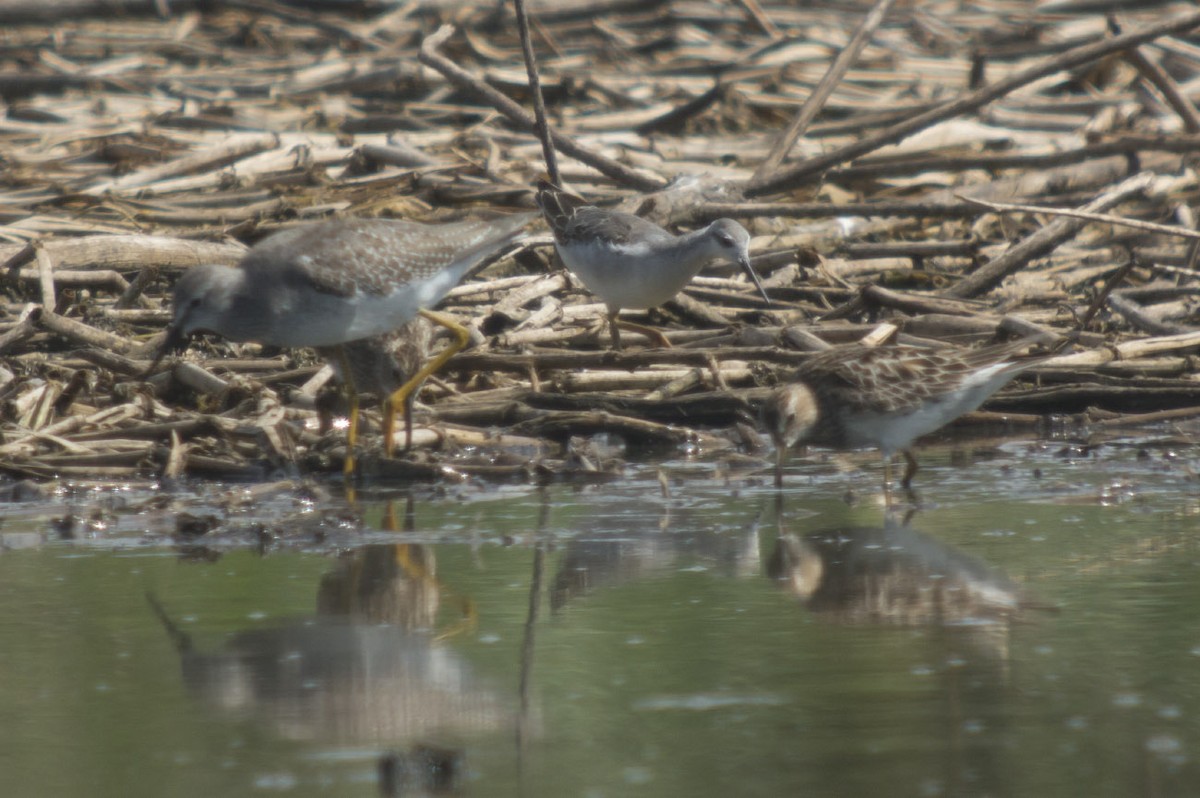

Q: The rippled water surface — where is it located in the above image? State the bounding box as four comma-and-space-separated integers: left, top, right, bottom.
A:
2, 431, 1200, 797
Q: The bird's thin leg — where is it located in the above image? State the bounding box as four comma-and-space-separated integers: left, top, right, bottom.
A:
608, 308, 622, 350
382, 309, 469, 458
333, 346, 360, 478
380, 390, 419, 454
774, 445, 786, 489
386, 386, 424, 451
882, 455, 894, 506
614, 318, 673, 348
381, 395, 397, 456
901, 450, 920, 489
403, 391, 416, 450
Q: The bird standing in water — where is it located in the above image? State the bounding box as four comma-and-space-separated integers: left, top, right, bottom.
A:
762, 338, 1059, 498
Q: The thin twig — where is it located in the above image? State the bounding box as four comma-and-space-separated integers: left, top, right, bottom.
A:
418, 25, 664, 192
1110, 14, 1200, 133
1079, 257, 1138, 331
733, 0, 781, 38
747, 9, 1200, 197
956, 192, 1200, 241
943, 171, 1155, 299
750, 0, 897, 185
513, 0, 559, 185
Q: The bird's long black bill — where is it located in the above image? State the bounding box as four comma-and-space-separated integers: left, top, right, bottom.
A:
140, 325, 188, 378
740, 255, 771, 306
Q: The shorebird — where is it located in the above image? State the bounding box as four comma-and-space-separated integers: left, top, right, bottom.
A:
152, 213, 534, 473
534, 180, 769, 349
762, 338, 1058, 497
315, 316, 432, 452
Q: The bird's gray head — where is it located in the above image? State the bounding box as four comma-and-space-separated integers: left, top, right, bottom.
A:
169, 264, 243, 340
705, 219, 770, 305
144, 264, 241, 374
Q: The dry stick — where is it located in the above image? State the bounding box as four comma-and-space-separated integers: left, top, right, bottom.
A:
0, 235, 246, 273
37, 311, 141, 353
33, 240, 56, 312
1078, 258, 1138, 332
693, 198, 979, 221
221, 0, 379, 51
86, 132, 279, 196
0, 304, 40, 355
734, 0, 782, 38
828, 135, 1200, 184
956, 193, 1200, 241
418, 25, 664, 193
751, 0, 897, 184
1046, 330, 1200, 367
512, 0, 559, 186
943, 171, 1155, 299
1092, 405, 1200, 429
634, 83, 725, 137
115, 266, 158, 310
1110, 15, 1200, 133
11, 269, 131, 291
747, 9, 1200, 198
0, 241, 34, 273
1107, 293, 1193, 336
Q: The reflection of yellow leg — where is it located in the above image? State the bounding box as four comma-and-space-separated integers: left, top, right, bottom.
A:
382, 309, 469, 458
900, 450, 920, 489
393, 543, 433, 581
383, 500, 401, 532
334, 346, 360, 478
378, 496, 477, 639
882, 456, 893, 506
435, 596, 478, 641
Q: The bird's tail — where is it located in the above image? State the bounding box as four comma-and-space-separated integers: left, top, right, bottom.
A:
534, 179, 588, 235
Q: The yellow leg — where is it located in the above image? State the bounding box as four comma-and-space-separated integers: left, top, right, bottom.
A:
333, 346, 360, 478
382, 309, 469, 458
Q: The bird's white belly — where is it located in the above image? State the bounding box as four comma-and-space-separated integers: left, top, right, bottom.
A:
560, 243, 703, 310
841, 368, 1017, 455
262, 285, 427, 348
842, 405, 952, 456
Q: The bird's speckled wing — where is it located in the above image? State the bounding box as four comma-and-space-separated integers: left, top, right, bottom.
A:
241, 214, 533, 298
535, 180, 671, 249
797, 341, 1041, 416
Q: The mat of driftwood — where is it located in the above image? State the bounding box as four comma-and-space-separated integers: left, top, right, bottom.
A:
1, 0, 1200, 484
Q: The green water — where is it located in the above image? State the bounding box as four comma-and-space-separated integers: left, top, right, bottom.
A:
1, 435, 1199, 796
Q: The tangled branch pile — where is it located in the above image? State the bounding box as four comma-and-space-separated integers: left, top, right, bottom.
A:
1, 0, 1200, 481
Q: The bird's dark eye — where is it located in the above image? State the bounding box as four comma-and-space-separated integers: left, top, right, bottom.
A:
716, 232, 734, 247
